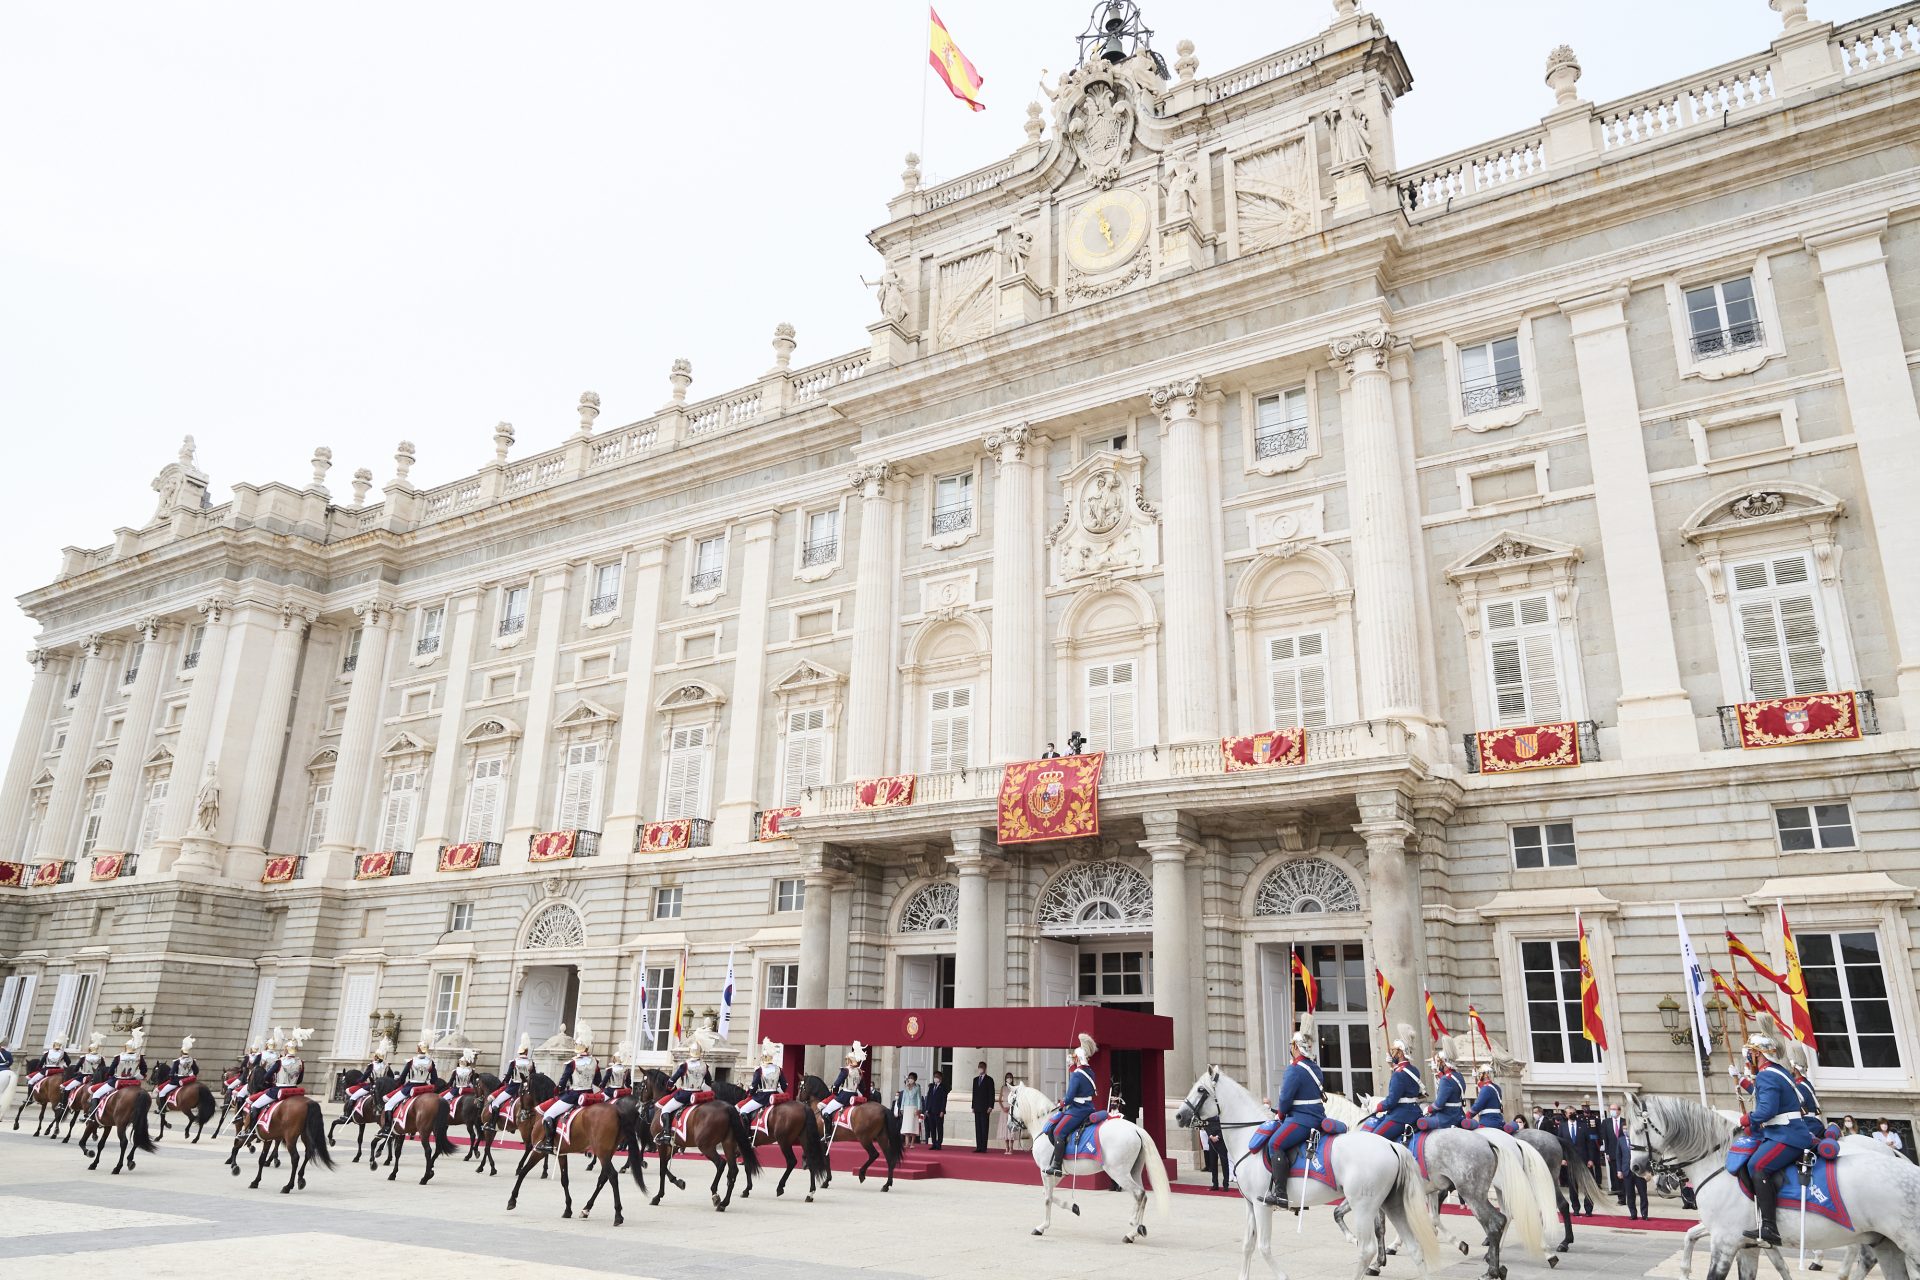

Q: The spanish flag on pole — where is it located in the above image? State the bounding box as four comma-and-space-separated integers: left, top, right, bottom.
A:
669, 947, 689, 1045
1578, 913, 1608, 1052
1778, 902, 1819, 1050
1467, 1003, 1493, 1055
929, 8, 985, 112
1291, 948, 1317, 1012
1423, 987, 1449, 1042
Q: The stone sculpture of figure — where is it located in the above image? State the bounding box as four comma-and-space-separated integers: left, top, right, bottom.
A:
193, 762, 220, 834
865, 269, 909, 327
1326, 91, 1372, 170
1083, 471, 1124, 534
1162, 153, 1201, 222
1001, 226, 1034, 278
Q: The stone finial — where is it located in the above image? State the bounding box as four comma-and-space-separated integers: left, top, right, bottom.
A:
1770, 0, 1810, 30
576, 390, 601, 436
309, 446, 333, 492
179, 435, 198, 467
1333, 0, 1360, 16
1174, 38, 1198, 82
1023, 101, 1045, 142
351, 468, 373, 506
393, 440, 416, 486
771, 322, 797, 370
493, 421, 515, 463
669, 358, 693, 404
901, 152, 922, 193
1545, 45, 1583, 107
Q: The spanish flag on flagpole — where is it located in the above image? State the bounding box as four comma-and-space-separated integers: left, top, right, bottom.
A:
929, 8, 986, 112
1423, 987, 1449, 1042
1777, 901, 1819, 1051
669, 947, 689, 1045
1290, 947, 1317, 1012
1374, 968, 1394, 1033
1578, 913, 1608, 1052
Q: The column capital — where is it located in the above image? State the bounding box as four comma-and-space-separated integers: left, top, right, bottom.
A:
1353, 820, 1416, 851
948, 826, 1005, 871
1146, 375, 1206, 423
27, 647, 56, 672
1804, 218, 1890, 276
77, 633, 106, 659
982, 422, 1038, 464
196, 594, 234, 624
737, 510, 781, 542
132, 616, 165, 641
1140, 807, 1201, 849
279, 602, 320, 632
1328, 329, 1400, 375
352, 596, 399, 628
799, 841, 853, 882
847, 462, 906, 501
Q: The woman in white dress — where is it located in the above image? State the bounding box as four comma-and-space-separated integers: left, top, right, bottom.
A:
1000, 1072, 1021, 1153
897, 1072, 924, 1148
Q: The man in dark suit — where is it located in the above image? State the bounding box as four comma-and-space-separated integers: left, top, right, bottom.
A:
970, 1061, 995, 1153
1602, 1104, 1630, 1198
1571, 1105, 1602, 1215
924, 1070, 949, 1150
1608, 1105, 1649, 1218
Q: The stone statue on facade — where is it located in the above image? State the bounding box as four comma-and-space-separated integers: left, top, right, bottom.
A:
1325, 89, 1373, 171
193, 761, 220, 834
864, 269, 909, 328
151, 434, 210, 521
1162, 152, 1202, 222
1000, 226, 1034, 278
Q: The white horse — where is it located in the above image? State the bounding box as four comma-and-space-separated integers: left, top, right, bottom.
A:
1633, 1094, 1920, 1280
1175, 1067, 1440, 1280
1009, 1084, 1170, 1243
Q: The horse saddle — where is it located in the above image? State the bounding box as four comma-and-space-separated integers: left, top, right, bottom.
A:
1058, 1113, 1112, 1159
1727, 1134, 1853, 1230
670, 1105, 698, 1143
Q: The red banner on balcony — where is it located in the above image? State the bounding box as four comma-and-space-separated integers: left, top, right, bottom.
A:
32, 860, 64, 887
997, 753, 1103, 845
529, 830, 577, 863
855, 775, 916, 809
1474, 722, 1581, 774
89, 854, 126, 883
0, 860, 28, 888
260, 856, 299, 885
756, 807, 800, 841
1220, 730, 1307, 772
1732, 691, 1863, 749
355, 851, 396, 880
639, 820, 692, 853
439, 843, 482, 873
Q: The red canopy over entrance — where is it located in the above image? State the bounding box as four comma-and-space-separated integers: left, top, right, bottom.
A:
758, 1005, 1175, 1149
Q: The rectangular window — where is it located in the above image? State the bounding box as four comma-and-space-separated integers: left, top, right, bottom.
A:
1685, 275, 1762, 357
246, 976, 276, 1045
335, 973, 376, 1059
556, 741, 604, 831
134, 779, 167, 854
122, 649, 141, 687
463, 758, 505, 842
1798, 930, 1901, 1072
1775, 803, 1856, 852
1266, 631, 1329, 729
1077, 950, 1150, 1000
1084, 660, 1138, 751
430, 972, 464, 1039
1254, 387, 1311, 460
803, 509, 840, 567
927, 686, 973, 773
691, 537, 726, 592
662, 726, 710, 819
78, 788, 107, 856
1731, 553, 1829, 700
653, 885, 683, 920
1520, 938, 1596, 1066
499, 586, 529, 636
417, 606, 445, 656
781, 708, 827, 805
182, 625, 205, 670
377, 771, 420, 852
774, 877, 805, 913
640, 963, 676, 1052
448, 902, 473, 932
590, 562, 623, 616
763, 962, 799, 1011
932, 472, 974, 534
1484, 593, 1565, 726
302, 780, 332, 855
341, 628, 362, 674
1459, 335, 1525, 414
1511, 822, 1577, 870
0, 975, 24, 1049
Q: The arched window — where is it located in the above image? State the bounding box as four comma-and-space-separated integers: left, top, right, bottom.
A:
1036, 861, 1152, 936
524, 903, 585, 950
1254, 858, 1360, 916
899, 881, 960, 932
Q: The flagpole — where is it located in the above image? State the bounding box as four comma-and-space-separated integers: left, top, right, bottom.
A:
917, 7, 930, 173
1674, 904, 1711, 1110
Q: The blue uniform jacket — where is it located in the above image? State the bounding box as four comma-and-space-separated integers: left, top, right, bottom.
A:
1375, 1061, 1425, 1128
1470, 1082, 1504, 1123
1749, 1064, 1812, 1151
1273, 1058, 1326, 1126
1426, 1069, 1465, 1128
1793, 1076, 1825, 1146
1059, 1066, 1099, 1121
829, 1066, 863, 1100
0, 1046, 13, 1072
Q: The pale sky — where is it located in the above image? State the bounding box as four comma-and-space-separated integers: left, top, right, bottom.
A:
0, 0, 1883, 740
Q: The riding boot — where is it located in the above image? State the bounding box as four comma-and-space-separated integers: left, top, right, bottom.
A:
537, 1116, 558, 1154
1262, 1172, 1290, 1208
1743, 1173, 1782, 1246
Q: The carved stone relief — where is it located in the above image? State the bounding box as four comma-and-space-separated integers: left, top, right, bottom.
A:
1232, 139, 1313, 253
1048, 449, 1159, 586
935, 248, 996, 348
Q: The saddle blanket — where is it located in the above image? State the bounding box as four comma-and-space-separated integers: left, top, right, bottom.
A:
1407, 1130, 1433, 1181
496, 1096, 519, 1127
1055, 1114, 1112, 1159
254, 1089, 305, 1133
1728, 1135, 1853, 1230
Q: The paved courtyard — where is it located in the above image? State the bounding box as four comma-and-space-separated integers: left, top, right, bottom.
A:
0, 1124, 1759, 1279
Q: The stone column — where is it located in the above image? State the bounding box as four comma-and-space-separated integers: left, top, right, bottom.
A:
419, 593, 482, 851
1807, 222, 1920, 708
1332, 332, 1430, 729
986, 426, 1043, 762
316, 598, 395, 877
1141, 811, 1202, 1106
154, 597, 234, 867
506, 565, 573, 848
91, 619, 166, 858
796, 843, 846, 1075
718, 513, 780, 841
844, 464, 904, 778
1148, 380, 1229, 743
34, 637, 109, 860
226, 605, 315, 861
1357, 801, 1420, 1054
1563, 291, 1698, 755
949, 827, 1000, 1078
605, 542, 667, 855
0, 649, 65, 850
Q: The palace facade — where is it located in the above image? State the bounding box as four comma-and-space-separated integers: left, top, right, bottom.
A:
5, 0, 1920, 1150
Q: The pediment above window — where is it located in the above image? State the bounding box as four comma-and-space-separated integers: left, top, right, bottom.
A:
379, 731, 432, 761
305, 747, 337, 773
773, 660, 844, 700
554, 700, 617, 731
1680, 484, 1844, 550
463, 717, 520, 745
1445, 530, 1582, 584
144, 744, 175, 770
656, 680, 726, 712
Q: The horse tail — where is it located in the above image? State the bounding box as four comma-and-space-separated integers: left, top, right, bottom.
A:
1490, 1134, 1547, 1260
1387, 1142, 1442, 1268
883, 1103, 904, 1168
432, 1098, 457, 1154
303, 1099, 336, 1169
726, 1103, 761, 1186
1557, 1132, 1610, 1208
132, 1095, 158, 1153
621, 1106, 649, 1193
1136, 1121, 1173, 1220
801, 1102, 829, 1178
191, 1085, 216, 1127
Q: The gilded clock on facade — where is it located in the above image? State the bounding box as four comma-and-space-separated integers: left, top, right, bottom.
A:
1066, 187, 1150, 275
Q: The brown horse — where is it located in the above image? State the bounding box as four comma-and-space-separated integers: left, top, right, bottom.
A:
636, 1069, 760, 1211
209, 1058, 254, 1140
712, 1080, 829, 1202
13, 1068, 75, 1137
227, 1092, 334, 1192
77, 1084, 158, 1173
800, 1073, 903, 1192
447, 1073, 498, 1167
505, 1071, 646, 1224
371, 1088, 457, 1183
149, 1064, 217, 1143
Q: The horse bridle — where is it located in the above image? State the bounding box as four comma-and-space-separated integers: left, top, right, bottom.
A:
1633, 1096, 1724, 1194
1183, 1073, 1265, 1131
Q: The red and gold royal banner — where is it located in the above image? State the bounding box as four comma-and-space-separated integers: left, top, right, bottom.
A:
1733, 691, 1862, 749
756, 807, 800, 842
354, 851, 396, 881
1220, 730, 1307, 772
89, 853, 126, 883
529, 830, 577, 863
854, 775, 916, 809
260, 856, 299, 885
1473, 722, 1581, 774
997, 753, 1103, 845
32, 860, 64, 888
0, 860, 26, 889
438, 843, 483, 873
639, 820, 692, 853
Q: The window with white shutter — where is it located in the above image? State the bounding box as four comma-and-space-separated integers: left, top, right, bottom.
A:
781, 708, 827, 805
556, 742, 604, 831
246, 976, 276, 1044
1483, 594, 1565, 726
1730, 553, 1830, 700
302, 781, 331, 855
7, 974, 37, 1048
138, 778, 169, 854
44, 974, 81, 1050
1266, 631, 1330, 729
377, 771, 420, 852
1084, 660, 1138, 751
78, 786, 107, 856
334, 973, 376, 1059
927, 687, 972, 773
0, 976, 21, 1046
463, 759, 505, 842
662, 726, 710, 819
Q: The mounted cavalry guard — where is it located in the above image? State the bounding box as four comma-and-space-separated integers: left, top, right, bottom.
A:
1362, 1026, 1426, 1141
90, 1028, 147, 1118
248, 1029, 288, 1120
602, 1042, 634, 1099
1046, 1034, 1103, 1178
488, 1033, 534, 1124
738, 1038, 785, 1119
1260, 1014, 1327, 1208
345, 1037, 394, 1115
440, 1047, 479, 1106
1786, 1040, 1826, 1148
29, 1035, 72, 1094
659, 1033, 714, 1122
385, 1038, 442, 1125
67, 1033, 109, 1110
822, 1042, 868, 1120
1467, 1062, 1506, 1129
1423, 1042, 1466, 1131
259, 1028, 309, 1113
537, 1023, 600, 1153
154, 1036, 198, 1113
1733, 1022, 1814, 1247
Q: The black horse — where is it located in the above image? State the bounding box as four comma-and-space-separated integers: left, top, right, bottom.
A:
147, 1061, 217, 1142
329, 1068, 405, 1164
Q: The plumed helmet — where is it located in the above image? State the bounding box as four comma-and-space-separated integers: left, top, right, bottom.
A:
1430, 1040, 1456, 1070
1746, 1028, 1781, 1059
287, 1028, 312, 1052
1390, 1023, 1416, 1058
1476, 1062, 1495, 1080
127, 1027, 146, 1055
845, 1041, 868, 1066
760, 1037, 779, 1064
271, 1027, 285, 1049
247, 1037, 261, 1054
1291, 1013, 1316, 1057
372, 1037, 391, 1059
613, 1041, 632, 1065
573, 1021, 594, 1053
50, 1036, 65, 1050
460, 1047, 477, 1065
1071, 1033, 1098, 1067
416, 1038, 431, 1054
180, 1036, 195, 1055
516, 1032, 531, 1055
686, 1035, 704, 1060
87, 1032, 103, 1052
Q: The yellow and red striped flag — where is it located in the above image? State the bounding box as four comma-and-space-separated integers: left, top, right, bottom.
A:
1578, 913, 1609, 1052
1467, 1003, 1493, 1054
1778, 903, 1819, 1050
929, 8, 985, 112
1374, 968, 1394, 1032
1709, 967, 1742, 1012
1735, 974, 1779, 1021
1291, 948, 1317, 1012
669, 947, 689, 1044
1726, 928, 1788, 992
1423, 987, 1449, 1041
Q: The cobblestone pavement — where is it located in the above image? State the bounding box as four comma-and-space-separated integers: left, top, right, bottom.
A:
0, 1125, 1741, 1279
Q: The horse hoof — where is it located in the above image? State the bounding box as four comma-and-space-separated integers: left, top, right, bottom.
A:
1556, 1245, 1570, 1255
1124, 1235, 1136, 1244
805, 1195, 813, 1203
282, 1186, 293, 1195
1458, 1242, 1471, 1256
1138, 1225, 1148, 1237
614, 1214, 623, 1227
230, 1166, 240, 1177
1031, 1228, 1044, 1237
563, 1209, 572, 1219
1547, 1258, 1560, 1270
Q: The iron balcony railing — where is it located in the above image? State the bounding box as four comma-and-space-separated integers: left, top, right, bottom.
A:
801, 537, 839, 567
1460, 372, 1528, 416
55, 861, 76, 885
689, 569, 723, 593
181, 651, 201, 670
497, 614, 527, 637
527, 829, 602, 859
415, 635, 441, 656
1254, 421, 1310, 459
632, 818, 713, 853
68, 681, 81, 697
1717, 689, 1877, 750
119, 854, 140, 878
588, 593, 620, 616
1462, 720, 1601, 774
122, 666, 140, 686
1689, 320, 1765, 359
341, 653, 359, 673
476, 841, 502, 868
354, 850, 414, 877
278, 855, 308, 882
931, 502, 974, 535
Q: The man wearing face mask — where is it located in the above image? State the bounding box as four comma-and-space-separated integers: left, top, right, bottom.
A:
1609, 1104, 1648, 1219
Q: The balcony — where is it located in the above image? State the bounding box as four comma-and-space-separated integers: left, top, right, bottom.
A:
801, 537, 839, 568
181, 652, 201, 671
353, 849, 414, 880
498, 614, 527, 638
1464, 721, 1600, 774
437, 840, 502, 872
1460, 372, 1528, 416
1718, 690, 1876, 750
415, 635, 441, 656
634, 818, 713, 853
122, 667, 140, 686
931, 502, 973, 536
261, 854, 306, 885
588, 593, 620, 617
1254, 421, 1310, 460
689, 569, 723, 593
528, 829, 601, 863
1689, 320, 1765, 360
341, 653, 359, 673
67, 681, 81, 698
